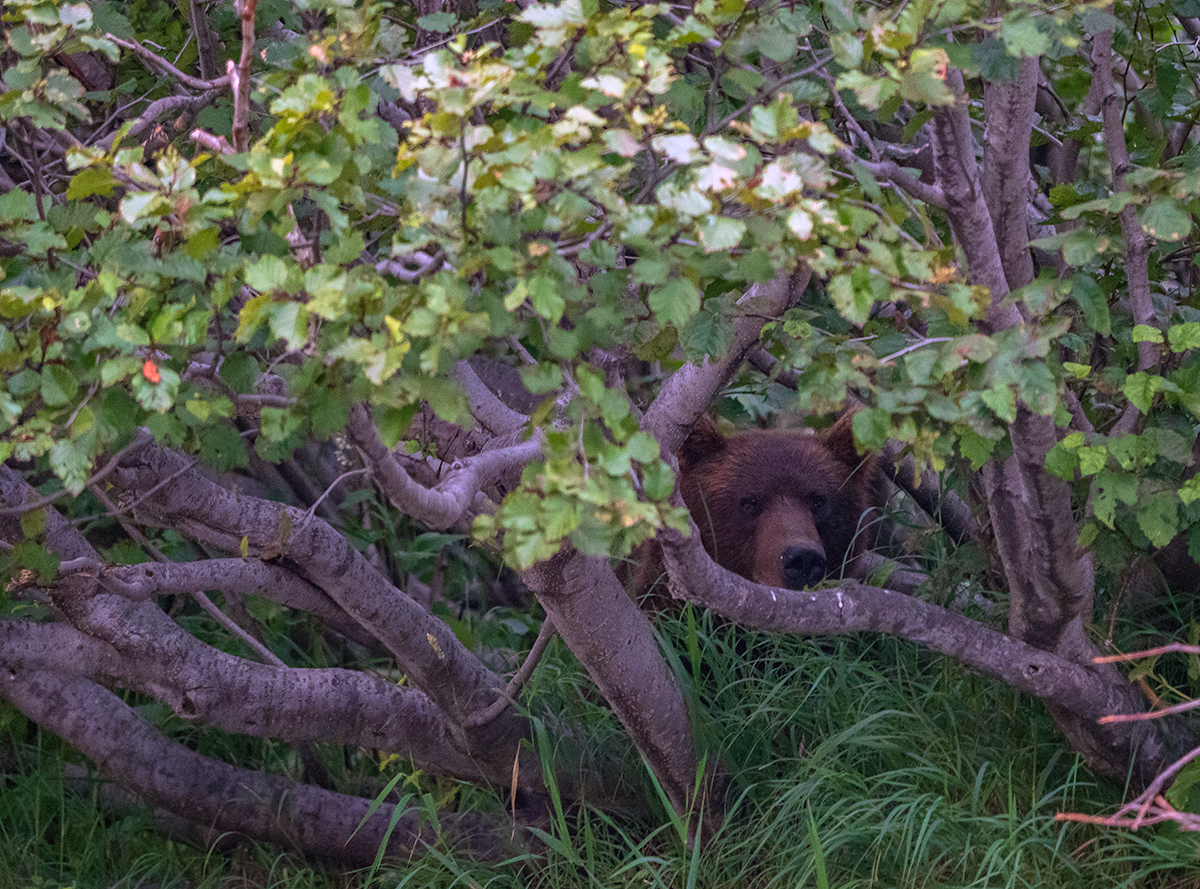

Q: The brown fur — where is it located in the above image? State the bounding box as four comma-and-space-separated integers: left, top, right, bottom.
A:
678, 414, 883, 590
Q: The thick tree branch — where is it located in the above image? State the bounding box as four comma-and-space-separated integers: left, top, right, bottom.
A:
102, 557, 381, 650
97, 446, 530, 756
523, 549, 719, 834
641, 267, 808, 456
930, 68, 1015, 323
0, 669, 517, 867
0, 614, 491, 783
657, 516, 1186, 784
982, 55, 1040, 292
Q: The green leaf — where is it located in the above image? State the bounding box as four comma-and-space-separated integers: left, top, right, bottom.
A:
49, 437, 92, 494
1045, 441, 1079, 480
1131, 324, 1163, 344
529, 277, 565, 323
417, 11, 456, 31
697, 215, 745, 252
40, 364, 78, 407
1091, 469, 1138, 529
648, 279, 701, 330
1124, 372, 1164, 413
1139, 199, 1192, 242
245, 255, 290, 293
66, 166, 117, 199
1181, 477, 1200, 506
11, 540, 60, 584
958, 429, 995, 470
1069, 274, 1111, 336
1077, 444, 1107, 476
199, 422, 249, 471
1168, 322, 1200, 353
852, 408, 891, 450
219, 352, 260, 393
1135, 491, 1179, 547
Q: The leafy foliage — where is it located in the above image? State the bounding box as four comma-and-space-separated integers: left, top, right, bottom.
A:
3, 0, 1200, 875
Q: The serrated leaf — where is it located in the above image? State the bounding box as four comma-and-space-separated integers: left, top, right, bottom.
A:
852, 408, 891, 450
416, 11, 456, 31
1168, 322, 1200, 353
1124, 372, 1164, 413
49, 438, 92, 494
1135, 491, 1179, 547
648, 279, 701, 330
40, 364, 78, 407
1092, 469, 1138, 528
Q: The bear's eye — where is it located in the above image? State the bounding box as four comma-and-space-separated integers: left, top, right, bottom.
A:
739, 496, 763, 518
809, 493, 830, 521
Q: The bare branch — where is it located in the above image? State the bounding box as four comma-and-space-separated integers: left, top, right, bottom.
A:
451, 360, 530, 436
642, 267, 808, 456
347, 404, 542, 530
464, 617, 557, 728
230, 0, 259, 152
0, 669, 518, 867
657, 512, 1182, 783
106, 35, 230, 91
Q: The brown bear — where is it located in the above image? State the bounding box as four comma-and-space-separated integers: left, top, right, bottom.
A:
677, 413, 883, 590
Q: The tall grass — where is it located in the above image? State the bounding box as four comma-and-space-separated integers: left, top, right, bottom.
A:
2, 606, 1198, 888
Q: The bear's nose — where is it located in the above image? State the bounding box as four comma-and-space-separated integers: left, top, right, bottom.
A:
781, 546, 826, 589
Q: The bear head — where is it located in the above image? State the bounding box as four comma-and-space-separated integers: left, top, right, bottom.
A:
677, 414, 881, 590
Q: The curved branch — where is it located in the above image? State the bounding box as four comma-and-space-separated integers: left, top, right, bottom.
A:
0, 669, 517, 867
0, 615, 491, 782
106, 35, 230, 91
657, 514, 1185, 784
641, 267, 808, 455
348, 404, 542, 530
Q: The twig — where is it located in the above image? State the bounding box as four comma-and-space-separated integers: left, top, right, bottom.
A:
463, 617, 557, 728
106, 34, 229, 91
0, 434, 151, 517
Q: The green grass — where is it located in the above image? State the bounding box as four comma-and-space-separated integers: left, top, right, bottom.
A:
2, 610, 1199, 889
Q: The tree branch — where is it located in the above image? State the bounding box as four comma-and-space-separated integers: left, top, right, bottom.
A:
982, 55, 1040, 291
0, 669, 518, 867
641, 266, 808, 455
657, 513, 1185, 784
347, 404, 542, 530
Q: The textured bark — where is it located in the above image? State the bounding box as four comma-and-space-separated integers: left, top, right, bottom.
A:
641, 266, 808, 456
105, 446, 513, 726
930, 68, 1014, 317
0, 670, 516, 867
658, 517, 1189, 783
982, 55, 1040, 292
523, 549, 720, 832
0, 605, 488, 783
347, 403, 541, 531
922, 67, 1175, 779
0, 460, 543, 795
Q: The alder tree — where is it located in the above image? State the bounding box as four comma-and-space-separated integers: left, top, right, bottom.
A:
2, 0, 1200, 863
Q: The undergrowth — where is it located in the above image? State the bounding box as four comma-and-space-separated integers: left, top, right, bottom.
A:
2, 603, 1199, 888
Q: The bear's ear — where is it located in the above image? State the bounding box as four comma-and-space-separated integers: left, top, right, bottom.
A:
678, 415, 727, 469
821, 410, 864, 465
